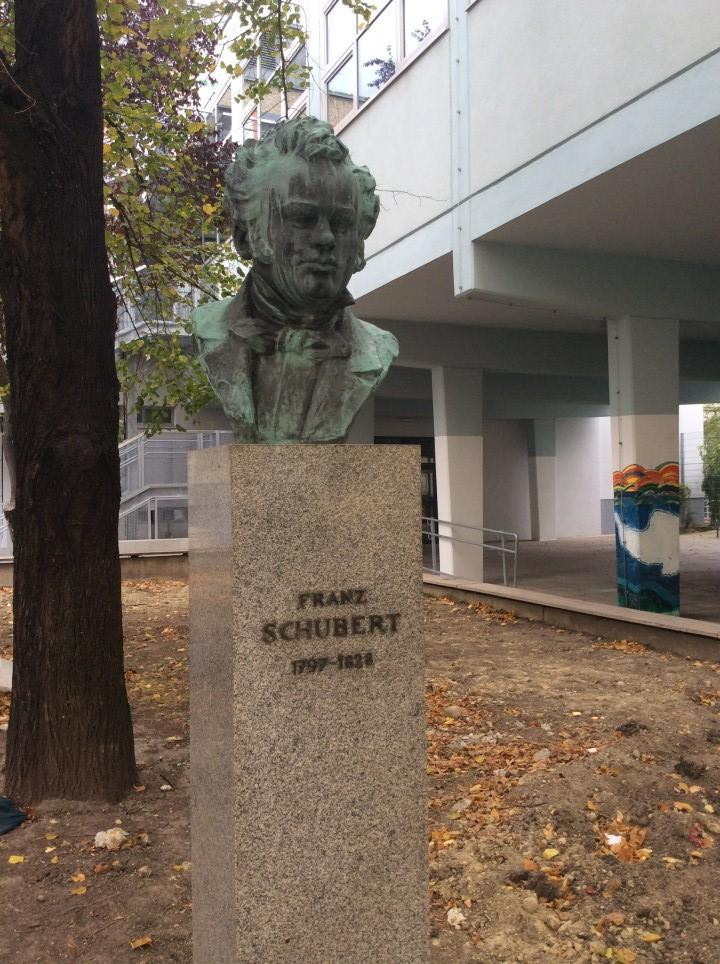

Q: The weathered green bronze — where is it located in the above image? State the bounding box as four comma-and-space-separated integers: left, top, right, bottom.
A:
192, 116, 398, 442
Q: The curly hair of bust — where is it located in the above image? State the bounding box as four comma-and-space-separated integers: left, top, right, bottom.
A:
223, 116, 380, 268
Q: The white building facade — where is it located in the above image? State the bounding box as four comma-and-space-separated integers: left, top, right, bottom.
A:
193, 0, 720, 615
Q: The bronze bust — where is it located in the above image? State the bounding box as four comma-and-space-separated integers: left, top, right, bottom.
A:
191, 116, 398, 442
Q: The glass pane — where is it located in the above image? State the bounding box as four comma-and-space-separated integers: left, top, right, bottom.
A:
327, 57, 354, 128
156, 500, 188, 539
404, 0, 445, 56
217, 106, 232, 140
243, 109, 258, 142
326, 0, 357, 65
288, 45, 308, 91
358, 1, 398, 106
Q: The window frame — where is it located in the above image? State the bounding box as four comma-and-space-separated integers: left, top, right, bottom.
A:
322, 0, 449, 131
137, 405, 175, 429
239, 38, 307, 140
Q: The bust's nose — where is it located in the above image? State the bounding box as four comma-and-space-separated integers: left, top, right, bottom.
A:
310, 215, 335, 250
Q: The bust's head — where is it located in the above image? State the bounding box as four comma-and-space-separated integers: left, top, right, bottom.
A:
224, 117, 379, 312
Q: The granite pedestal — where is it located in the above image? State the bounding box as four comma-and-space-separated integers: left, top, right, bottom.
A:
188, 444, 428, 963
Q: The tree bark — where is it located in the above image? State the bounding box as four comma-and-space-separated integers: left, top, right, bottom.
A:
0, 0, 137, 801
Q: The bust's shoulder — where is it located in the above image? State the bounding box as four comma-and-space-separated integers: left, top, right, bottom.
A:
344, 312, 399, 371
191, 296, 235, 345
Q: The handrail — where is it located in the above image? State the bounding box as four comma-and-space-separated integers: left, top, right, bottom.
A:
421, 516, 518, 587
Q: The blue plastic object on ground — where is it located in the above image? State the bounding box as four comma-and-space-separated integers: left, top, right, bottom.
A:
0, 795, 26, 835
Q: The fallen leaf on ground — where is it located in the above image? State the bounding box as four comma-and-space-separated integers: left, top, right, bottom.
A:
130, 935, 153, 950
599, 813, 652, 862
70, 886, 87, 896
7, 855, 24, 864
611, 951, 637, 963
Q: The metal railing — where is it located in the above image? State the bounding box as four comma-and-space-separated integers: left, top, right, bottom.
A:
422, 516, 519, 587
118, 430, 234, 539
119, 494, 190, 541
119, 430, 234, 500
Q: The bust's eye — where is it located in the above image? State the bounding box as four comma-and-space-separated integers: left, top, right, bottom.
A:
331, 213, 354, 231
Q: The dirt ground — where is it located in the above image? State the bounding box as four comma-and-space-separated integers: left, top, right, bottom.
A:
2, 581, 720, 963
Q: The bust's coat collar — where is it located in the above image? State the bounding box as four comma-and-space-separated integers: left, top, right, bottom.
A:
191, 273, 398, 441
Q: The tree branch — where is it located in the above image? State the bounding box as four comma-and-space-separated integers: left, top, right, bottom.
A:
0, 47, 35, 121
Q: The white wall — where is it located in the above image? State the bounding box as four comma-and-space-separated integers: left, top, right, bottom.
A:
467, 0, 720, 192
483, 419, 531, 539
339, 34, 452, 258
554, 417, 612, 538
680, 404, 704, 435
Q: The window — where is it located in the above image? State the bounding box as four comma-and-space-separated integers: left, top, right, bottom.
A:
241, 42, 308, 135
211, 85, 233, 142
326, 0, 359, 66
243, 108, 259, 142
259, 34, 278, 79
323, 0, 447, 127
139, 406, 174, 428
358, 0, 398, 106
403, 0, 445, 56
327, 58, 354, 127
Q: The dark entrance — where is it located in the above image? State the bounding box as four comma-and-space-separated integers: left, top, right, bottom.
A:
375, 436, 437, 520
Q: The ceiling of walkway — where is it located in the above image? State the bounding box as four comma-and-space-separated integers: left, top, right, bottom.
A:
354, 255, 602, 333
355, 118, 720, 339
484, 117, 720, 266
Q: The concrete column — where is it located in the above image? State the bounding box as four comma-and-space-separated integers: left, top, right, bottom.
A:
608, 317, 680, 614
528, 419, 556, 541
432, 367, 483, 579
346, 397, 375, 444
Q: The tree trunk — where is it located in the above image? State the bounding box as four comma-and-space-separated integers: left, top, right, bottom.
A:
0, 0, 136, 801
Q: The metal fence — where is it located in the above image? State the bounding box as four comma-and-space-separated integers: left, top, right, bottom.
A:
680, 430, 707, 524
119, 430, 234, 499
422, 516, 519, 587
118, 430, 234, 539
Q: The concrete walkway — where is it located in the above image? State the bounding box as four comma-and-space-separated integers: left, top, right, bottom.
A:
483, 530, 720, 623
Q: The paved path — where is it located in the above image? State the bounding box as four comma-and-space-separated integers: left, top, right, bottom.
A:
482, 531, 720, 622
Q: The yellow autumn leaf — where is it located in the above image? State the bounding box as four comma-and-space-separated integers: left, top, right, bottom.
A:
674, 802, 693, 812
641, 932, 663, 943
612, 951, 637, 964
130, 935, 153, 950
50, 856, 59, 865
44, 847, 56, 854
202, 203, 217, 216
542, 848, 559, 859
71, 886, 87, 896
187, 120, 205, 134
173, 861, 192, 872
71, 872, 86, 883
8, 855, 24, 864
45, 833, 58, 841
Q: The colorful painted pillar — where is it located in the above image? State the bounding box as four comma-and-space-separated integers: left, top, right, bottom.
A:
607, 317, 680, 614
432, 366, 484, 579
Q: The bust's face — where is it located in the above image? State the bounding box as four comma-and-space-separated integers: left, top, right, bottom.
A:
254, 156, 360, 311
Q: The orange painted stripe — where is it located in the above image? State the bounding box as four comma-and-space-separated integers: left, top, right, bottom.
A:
612, 462, 679, 492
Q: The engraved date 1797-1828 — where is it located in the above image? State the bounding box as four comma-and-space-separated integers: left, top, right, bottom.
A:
291, 652, 374, 675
